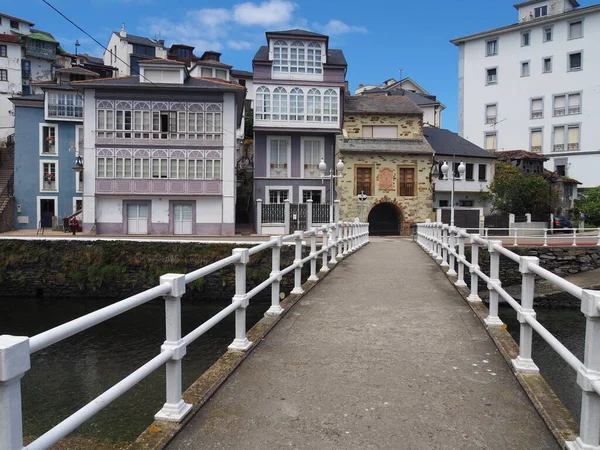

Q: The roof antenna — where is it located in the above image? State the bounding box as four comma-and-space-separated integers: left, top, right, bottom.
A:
399, 68, 404, 80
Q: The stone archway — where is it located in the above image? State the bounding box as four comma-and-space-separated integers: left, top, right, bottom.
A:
368, 202, 403, 236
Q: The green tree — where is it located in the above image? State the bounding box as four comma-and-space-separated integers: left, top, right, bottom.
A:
575, 187, 600, 225
481, 162, 557, 216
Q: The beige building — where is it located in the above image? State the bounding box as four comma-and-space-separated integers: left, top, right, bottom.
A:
336, 95, 434, 235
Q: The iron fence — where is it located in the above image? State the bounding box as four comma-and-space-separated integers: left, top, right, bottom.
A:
262, 203, 285, 223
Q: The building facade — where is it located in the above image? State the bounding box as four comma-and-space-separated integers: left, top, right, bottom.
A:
252, 29, 347, 206
452, 0, 600, 190
103, 26, 167, 76
73, 59, 245, 235
336, 95, 434, 235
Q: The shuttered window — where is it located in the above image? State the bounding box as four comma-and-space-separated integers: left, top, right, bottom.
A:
362, 125, 397, 138
356, 167, 372, 195
398, 168, 415, 196
531, 129, 542, 152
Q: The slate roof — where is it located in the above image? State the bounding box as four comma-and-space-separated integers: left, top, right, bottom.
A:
344, 95, 423, 115
56, 67, 100, 76
362, 88, 440, 106
31, 81, 76, 91
266, 29, 328, 38
113, 32, 163, 47
71, 75, 245, 92
139, 58, 187, 66
252, 46, 347, 66
231, 69, 253, 78
338, 136, 434, 155
495, 150, 549, 161
10, 94, 45, 104
423, 127, 496, 159
85, 55, 106, 65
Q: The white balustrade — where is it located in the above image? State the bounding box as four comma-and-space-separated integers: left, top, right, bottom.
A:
415, 222, 600, 450
0, 221, 370, 450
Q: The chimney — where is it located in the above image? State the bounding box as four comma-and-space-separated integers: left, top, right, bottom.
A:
158, 39, 165, 47
120, 23, 127, 38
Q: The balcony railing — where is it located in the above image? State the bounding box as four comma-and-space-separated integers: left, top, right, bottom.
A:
485, 116, 497, 124
553, 108, 565, 116
398, 182, 415, 197
531, 110, 543, 119
568, 106, 580, 114
269, 163, 288, 178
42, 180, 57, 191
303, 164, 321, 178
262, 203, 285, 223
568, 143, 579, 150
553, 144, 564, 152
42, 143, 57, 155
531, 146, 542, 153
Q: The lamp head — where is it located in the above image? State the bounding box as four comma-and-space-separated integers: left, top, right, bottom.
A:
457, 161, 466, 180
336, 159, 344, 173
441, 161, 449, 180
318, 158, 327, 174
72, 155, 83, 173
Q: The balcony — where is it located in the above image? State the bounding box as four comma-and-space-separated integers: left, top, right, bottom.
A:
553, 108, 565, 116
95, 179, 222, 196
568, 106, 580, 115
25, 45, 58, 61
485, 116, 497, 124
553, 144, 565, 152
42, 180, 57, 192
531, 110, 543, 119
95, 132, 223, 147
531, 146, 542, 153
568, 143, 579, 151
269, 163, 288, 178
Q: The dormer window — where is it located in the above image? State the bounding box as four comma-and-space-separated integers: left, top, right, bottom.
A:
10, 20, 19, 30
534, 5, 547, 17
273, 40, 322, 75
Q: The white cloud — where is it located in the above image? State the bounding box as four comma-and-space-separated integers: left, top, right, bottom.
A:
187, 9, 232, 28
233, 0, 297, 26
321, 19, 367, 36
228, 40, 255, 50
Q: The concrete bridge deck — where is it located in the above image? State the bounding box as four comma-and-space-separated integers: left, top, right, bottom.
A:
165, 237, 560, 450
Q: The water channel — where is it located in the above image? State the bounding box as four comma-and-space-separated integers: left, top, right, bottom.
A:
2, 294, 272, 449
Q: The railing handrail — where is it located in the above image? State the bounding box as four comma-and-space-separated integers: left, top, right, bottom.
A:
415, 221, 600, 449
0, 221, 370, 450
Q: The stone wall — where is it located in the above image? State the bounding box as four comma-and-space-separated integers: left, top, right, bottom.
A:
0, 197, 14, 232
0, 240, 305, 300
344, 113, 422, 139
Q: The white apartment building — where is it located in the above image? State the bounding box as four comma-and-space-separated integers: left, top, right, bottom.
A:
452, 0, 600, 190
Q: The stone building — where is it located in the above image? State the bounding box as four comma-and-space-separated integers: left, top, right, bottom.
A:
336, 95, 434, 235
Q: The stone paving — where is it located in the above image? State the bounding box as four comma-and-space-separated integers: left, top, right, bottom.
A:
165, 237, 560, 450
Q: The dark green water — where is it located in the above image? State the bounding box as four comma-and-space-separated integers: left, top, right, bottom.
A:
1, 293, 271, 447
499, 304, 586, 422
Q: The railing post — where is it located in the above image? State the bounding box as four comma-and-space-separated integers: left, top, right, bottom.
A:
0, 335, 30, 450
266, 236, 284, 316
336, 222, 344, 261
440, 225, 449, 267
155, 274, 192, 422
306, 199, 313, 231
455, 229, 467, 287
334, 199, 340, 223
228, 249, 252, 351
284, 199, 290, 235
513, 228, 518, 247
572, 229, 578, 247
291, 231, 304, 294
447, 227, 457, 277
568, 290, 600, 449
256, 198, 263, 235
512, 257, 540, 373
308, 229, 318, 281
484, 240, 504, 327
343, 223, 351, 256
435, 223, 443, 262
467, 234, 482, 302
543, 229, 548, 247
320, 227, 330, 273
329, 225, 338, 266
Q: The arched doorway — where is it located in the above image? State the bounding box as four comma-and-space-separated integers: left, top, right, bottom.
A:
368, 202, 401, 236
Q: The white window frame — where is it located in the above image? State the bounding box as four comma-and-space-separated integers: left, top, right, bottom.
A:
72, 197, 82, 215
299, 186, 326, 204
265, 186, 292, 204
530, 127, 543, 153
535, 5, 548, 17
205, 159, 222, 180
543, 26, 553, 42
134, 158, 151, 178
542, 56, 552, 74
530, 97, 543, 119
520, 61, 530, 78
36, 195, 58, 228
40, 160, 58, 192
567, 51, 583, 72
521, 31, 531, 47
568, 20, 583, 40
267, 135, 291, 178
485, 38, 498, 56
39, 123, 58, 156
485, 67, 497, 85
484, 132, 497, 152
271, 39, 324, 80
45, 91, 83, 121
553, 92, 582, 117
552, 124, 581, 152
97, 157, 114, 178
300, 136, 324, 179
485, 103, 497, 124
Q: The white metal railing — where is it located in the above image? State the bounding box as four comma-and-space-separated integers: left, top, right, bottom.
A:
416, 221, 600, 449
480, 227, 600, 247
0, 222, 369, 450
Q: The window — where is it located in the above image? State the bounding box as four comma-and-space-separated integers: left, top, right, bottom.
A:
542, 57, 552, 73
269, 138, 289, 178
535, 5, 548, 17
115, 158, 133, 178
97, 109, 115, 138
485, 104, 497, 124
521, 31, 530, 47
568, 52, 582, 71
290, 41, 305, 73
0, 69, 7, 82
322, 89, 338, 122
205, 160, 221, 179
306, 88, 322, 122
554, 93, 581, 116
186, 159, 203, 180
362, 125, 397, 138
484, 132, 497, 152
256, 85, 337, 123
205, 104, 222, 140
255, 86, 271, 120
569, 21, 583, 39
169, 159, 186, 179
478, 164, 487, 182
302, 138, 322, 178
97, 157, 114, 178
521, 61, 530, 77
486, 68, 497, 85
47, 92, 83, 119
41, 125, 57, 154
134, 110, 151, 138
438, 200, 449, 207
268, 189, 289, 204
530, 128, 543, 152
21, 60, 30, 79
272, 87, 288, 120
486, 39, 498, 56
42, 162, 57, 191
152, 158, 168, 178
556, 165, 566, 177
398, 167, 415, 196
0, 45, 6, 57
115, 110, 132, 138
553, 125, 580, 152
356, 167, 372, 196
531, 97, 543, 119
273, 40, 322, 74
273, 40, 289, 73
10, 20, 19, 30
289, 88, 304, 121
201, 67, 212, 77
134, 158, 150, 178
543, 27, 553, 42
307, 42, 323, 74
465, 163, 474, 181
215, 69, 227, 80
301, 190, 322, 203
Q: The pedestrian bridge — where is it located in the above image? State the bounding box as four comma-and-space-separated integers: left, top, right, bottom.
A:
1, 222, 598, 449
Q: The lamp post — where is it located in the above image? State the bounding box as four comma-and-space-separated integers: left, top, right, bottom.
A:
319, 158, 344, 223
548, 171, 563, 232
440, 159, 466, 227
357, 191, 367, 222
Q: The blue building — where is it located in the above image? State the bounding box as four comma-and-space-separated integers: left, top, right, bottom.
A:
10, 67, 99, 229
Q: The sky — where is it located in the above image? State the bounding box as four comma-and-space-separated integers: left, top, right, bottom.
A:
5, 0, 596, 132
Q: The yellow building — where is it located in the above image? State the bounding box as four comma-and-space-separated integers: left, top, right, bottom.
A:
336, 95, 434, 235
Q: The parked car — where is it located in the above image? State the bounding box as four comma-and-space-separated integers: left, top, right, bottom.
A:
552, 216, 572, 232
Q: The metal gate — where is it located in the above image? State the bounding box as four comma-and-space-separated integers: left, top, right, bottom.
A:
440, 208, 480, 232
289, 203, 307, 233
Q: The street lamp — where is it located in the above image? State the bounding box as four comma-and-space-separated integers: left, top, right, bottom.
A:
440, 159, 466, 227
72, 155, 83, 173
357, 191, 368, 222
548, 171, 563, 232
319, 158, 344, 223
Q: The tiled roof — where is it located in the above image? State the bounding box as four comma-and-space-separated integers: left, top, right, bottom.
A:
56, 67, 100, 76
85, 55, 106, 65
344, 95, 422, 115
114, 32, 163, 47
10, 94, 45, 103
139, 58, 187, 65
423, 127, 496, 159
252, 45, 347, 67
0, 33, 20, 44
231, 69, 253, 78
267, 29, 328, 38
495, 150, 549, 161
31, 81, 76, 91
71, 75, 244, 91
